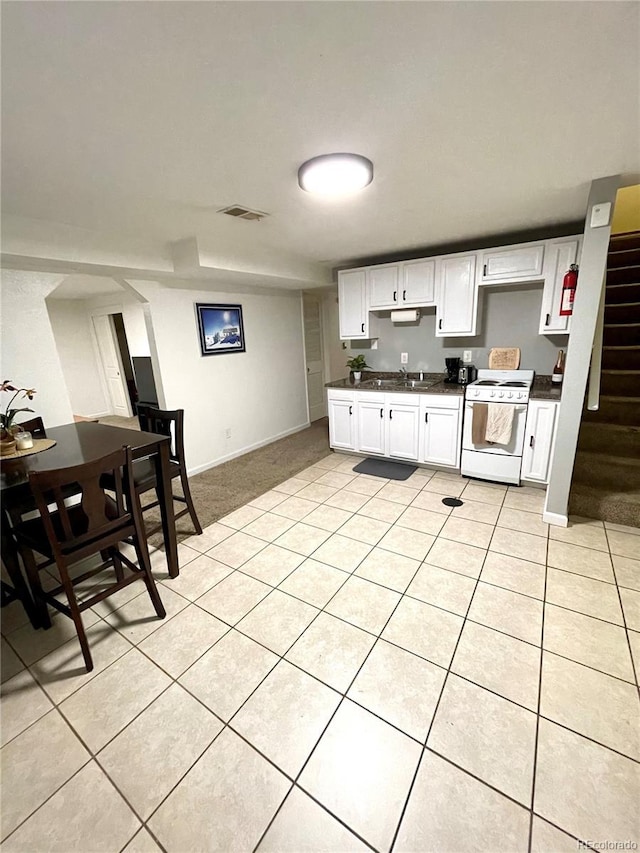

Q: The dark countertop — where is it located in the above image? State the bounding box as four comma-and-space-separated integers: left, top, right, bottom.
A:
326, 372, 563, 402
530, 375, 563, 401
325, 372, 464, 396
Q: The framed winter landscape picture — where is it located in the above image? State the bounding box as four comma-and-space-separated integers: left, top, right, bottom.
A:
196, 303, 246, 356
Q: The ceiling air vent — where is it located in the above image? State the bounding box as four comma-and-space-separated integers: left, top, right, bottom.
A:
218, 205, 268, 221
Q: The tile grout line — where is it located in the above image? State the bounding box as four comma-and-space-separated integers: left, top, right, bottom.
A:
603, 526, 640, 695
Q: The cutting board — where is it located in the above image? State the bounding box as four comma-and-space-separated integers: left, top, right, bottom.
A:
488, 347, 521, 370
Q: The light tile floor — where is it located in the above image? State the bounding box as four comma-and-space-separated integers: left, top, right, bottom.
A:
2, 453, 640, 852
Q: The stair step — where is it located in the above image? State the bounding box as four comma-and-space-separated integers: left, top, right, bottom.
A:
578, 422, 640, 457
601, 347, 640, 370
607, 265, 640, 286
582, 396, 640, 426
608, 247, 640, 269
604, 304, 640, 324
609, 232, 640, 252
599, 372, 640, 397
569, 482, 640, 528
603, 324, 640, 347
605, 283, 640, 304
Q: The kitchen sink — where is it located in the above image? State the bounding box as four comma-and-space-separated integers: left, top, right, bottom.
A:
397, 380, 437, 390
359, 378, 437, 390
359, 378, 403, 388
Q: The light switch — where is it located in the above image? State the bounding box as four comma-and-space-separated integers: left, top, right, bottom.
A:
590, 202, 611, 228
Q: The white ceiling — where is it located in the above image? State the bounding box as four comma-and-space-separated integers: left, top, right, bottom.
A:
2, 1, 639, 282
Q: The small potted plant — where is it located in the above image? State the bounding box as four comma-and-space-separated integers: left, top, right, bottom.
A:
1, 380, 36, 456
346, 355, 369, 384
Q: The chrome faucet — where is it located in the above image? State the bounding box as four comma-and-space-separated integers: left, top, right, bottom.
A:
398, 366, 407, 379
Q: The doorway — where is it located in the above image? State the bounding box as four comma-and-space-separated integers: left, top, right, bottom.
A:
92, 313, 133, 418
303, 294, 326, 422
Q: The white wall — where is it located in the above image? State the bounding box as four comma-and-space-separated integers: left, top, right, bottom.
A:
0, 270, 74, 427
46, 299, 110, 417
131, 280, 309, 474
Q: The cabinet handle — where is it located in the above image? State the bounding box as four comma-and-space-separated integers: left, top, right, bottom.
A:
393, 291, 397, 302
361, 323, 365, 333
425, 412, 429, 423
483, 264, 487, 276
349, 406, 353, 416
380, 408, 384, 418
545, 314, 550, 326
529, 435, 535, 448
438, 319, 443, 330
403, 290, 406, 300
389, 410, 393, 420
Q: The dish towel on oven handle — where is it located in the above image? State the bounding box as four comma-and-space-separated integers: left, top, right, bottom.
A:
471, 403, 489, 445
485, 403, 515, 445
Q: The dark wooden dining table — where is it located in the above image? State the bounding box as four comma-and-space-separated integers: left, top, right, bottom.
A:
1, 422, 180, 623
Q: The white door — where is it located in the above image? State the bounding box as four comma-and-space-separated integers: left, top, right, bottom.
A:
436, 255, 478, 337
338, 270, 368, 339
521, 401, 558, 483
92, 314, 131, 417
402, 259, 436, 306
387, 403, 420, 461
422, 408, 461, 467
328, 398, 356, 450
357, 399, 386, 455
368, 265, 400, 309
303, 295, 325, 422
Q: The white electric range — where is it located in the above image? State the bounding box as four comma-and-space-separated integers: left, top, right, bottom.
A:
461, 369, 535, 485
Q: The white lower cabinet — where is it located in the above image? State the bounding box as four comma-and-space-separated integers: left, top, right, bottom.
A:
327, 392, 356, 451
521, 400, 559, 483
329, 388, 463, 469
420, 396, 462, 467
356, 394, 386, 455
386, 396, 421, 461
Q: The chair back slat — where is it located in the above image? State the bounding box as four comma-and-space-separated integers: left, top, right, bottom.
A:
137, 406, 185, 465
16, 416, 46, 439
28, 446, 135, 558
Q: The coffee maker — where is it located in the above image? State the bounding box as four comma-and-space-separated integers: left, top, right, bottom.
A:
445, 357, 461, 384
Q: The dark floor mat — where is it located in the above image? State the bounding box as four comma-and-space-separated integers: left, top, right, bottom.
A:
352, 457, 418, 480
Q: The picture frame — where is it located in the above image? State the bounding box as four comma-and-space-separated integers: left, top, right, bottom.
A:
195, 303, 246, 356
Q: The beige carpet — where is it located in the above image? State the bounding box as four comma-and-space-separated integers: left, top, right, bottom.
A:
144, 418, 331, 546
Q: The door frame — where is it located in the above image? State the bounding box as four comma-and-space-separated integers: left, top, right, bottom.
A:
301, 293, 327, 423
89, 304, 133, 418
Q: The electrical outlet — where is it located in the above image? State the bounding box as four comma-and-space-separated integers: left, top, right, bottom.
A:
400, 352, 409, 364
463, 350, 472, 363
225, 428, 232, 440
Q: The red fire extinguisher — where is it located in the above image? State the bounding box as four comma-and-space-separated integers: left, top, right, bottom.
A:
560, 264, 579, 316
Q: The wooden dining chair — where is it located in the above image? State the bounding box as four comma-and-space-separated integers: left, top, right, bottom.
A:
11, 445, 166, 672
15, 416, 47, 439
132, 406, 202, 536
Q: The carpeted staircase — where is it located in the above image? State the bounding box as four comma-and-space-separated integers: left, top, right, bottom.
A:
570, 231, 640, 527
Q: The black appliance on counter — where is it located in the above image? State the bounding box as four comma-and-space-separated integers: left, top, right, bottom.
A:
444, 357, 461, 384
457, 364, 477, 385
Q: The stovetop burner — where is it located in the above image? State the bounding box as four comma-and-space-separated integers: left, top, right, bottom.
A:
475, 380, 499, 386
502, 381, 527, 387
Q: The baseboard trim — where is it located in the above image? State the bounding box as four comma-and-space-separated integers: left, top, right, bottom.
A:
74, 411, 111, 420
187, 422, 312, 477
543, 510, 568, 527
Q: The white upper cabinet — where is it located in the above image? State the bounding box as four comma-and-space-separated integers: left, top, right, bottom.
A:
368, 264, 400, 309
402, 259, 436, 306
539, 239, 580, 335
435, 254, 479, 337
338, 269, 374, 340
367, 260, 436, 310
480, 243, 545, 283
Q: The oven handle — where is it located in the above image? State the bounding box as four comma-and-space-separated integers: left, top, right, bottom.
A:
465, 402, 528, 411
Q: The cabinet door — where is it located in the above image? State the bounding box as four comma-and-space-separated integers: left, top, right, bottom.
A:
356, 400, 386, 455
436, 255, 479, 337
338, 270, 368, 339
328, 398, 356, 450
421, 407, 461, 467
481, 245, 544, 282
521, 401, 558, 483
539, 241, 578, 335
402, 259, 435, 306
368, 265, 400, 309
386, 404, 420, 461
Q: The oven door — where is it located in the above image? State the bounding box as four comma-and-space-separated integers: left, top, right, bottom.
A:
462, 401, 528, 456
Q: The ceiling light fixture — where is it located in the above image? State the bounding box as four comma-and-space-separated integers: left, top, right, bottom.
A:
298, 153, 373, 195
